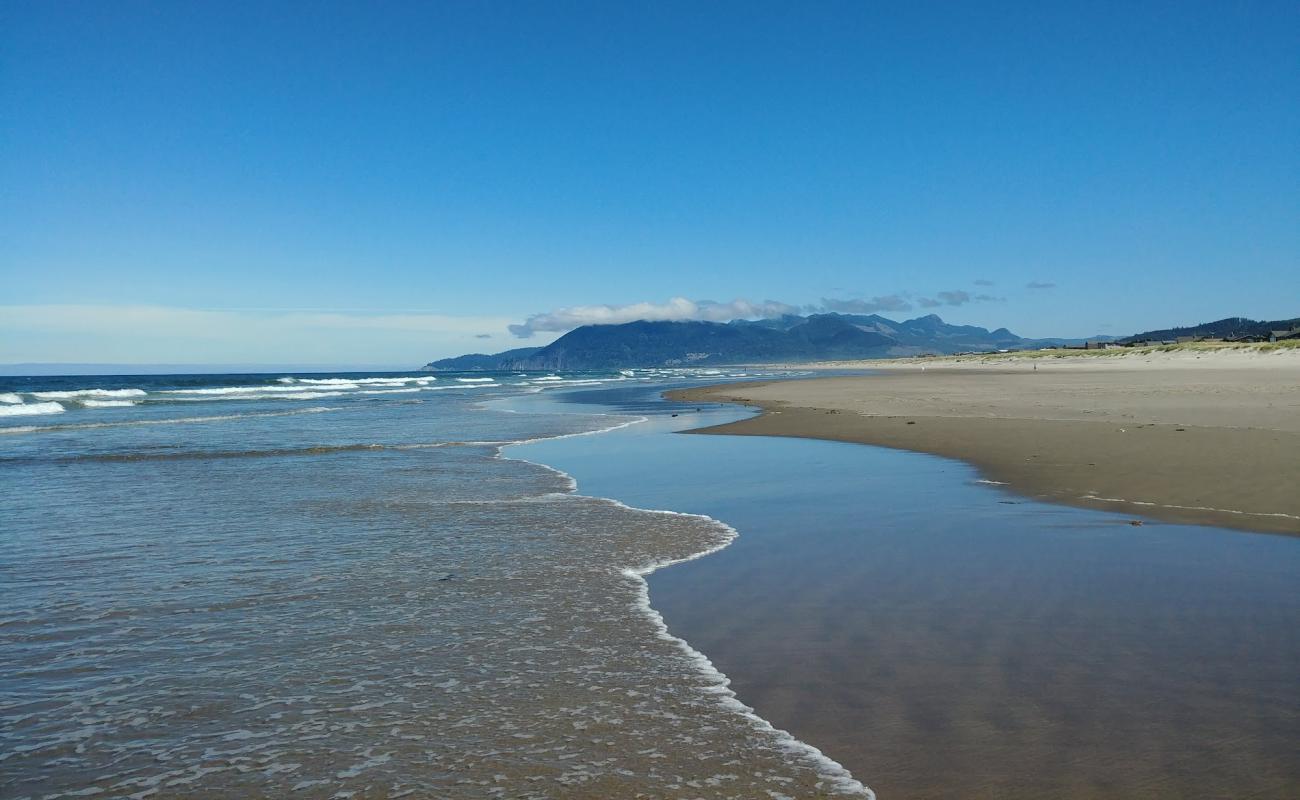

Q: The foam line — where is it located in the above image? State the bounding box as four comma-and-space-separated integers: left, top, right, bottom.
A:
282, 377, 434, 386
493, 416, 874, 798
170, 391, 347, 401
163, 385, 354, 395
0, 406, 340, 435
31, 388, 146, 400
1081, 494, 1300, 521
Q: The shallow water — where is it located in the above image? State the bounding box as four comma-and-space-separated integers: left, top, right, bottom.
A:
522, 389, 1300, 799
1, 369, 866, 799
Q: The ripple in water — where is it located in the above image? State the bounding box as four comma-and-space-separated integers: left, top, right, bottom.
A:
0, 388, 869, 799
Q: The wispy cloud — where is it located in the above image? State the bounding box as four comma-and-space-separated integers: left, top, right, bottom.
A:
507, 297, 800, 338
817, 295, 913, 314
974, 279, 995, 286
917, 290, 1003, 308
1026, 281, 1057, 290
508, 290, 1011, 338
0, 305, 519, 364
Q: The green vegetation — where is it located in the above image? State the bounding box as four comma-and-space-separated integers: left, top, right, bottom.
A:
1257, 339, 1300, 352
1120, 316, 1300, 344
911, 340, 1300, 364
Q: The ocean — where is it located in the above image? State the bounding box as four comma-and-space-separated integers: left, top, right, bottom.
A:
0, 369, 868, 800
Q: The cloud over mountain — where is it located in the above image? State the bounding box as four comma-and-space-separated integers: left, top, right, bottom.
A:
510, 290, 1010, 338
818, 295, 913, 314
917, 290, 1002, 308
507, 297, 801, 338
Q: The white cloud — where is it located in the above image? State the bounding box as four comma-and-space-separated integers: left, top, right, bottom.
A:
0, 305, 525, 366
508, 297, 800, 338
507, 291, 1017, 338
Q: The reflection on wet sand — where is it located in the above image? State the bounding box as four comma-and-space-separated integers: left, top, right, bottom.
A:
524, 407, 1300, 799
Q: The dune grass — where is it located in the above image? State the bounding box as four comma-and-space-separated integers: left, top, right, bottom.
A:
910, 339, 1300, 363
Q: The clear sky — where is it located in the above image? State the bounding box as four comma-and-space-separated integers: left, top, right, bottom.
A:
3, 1, 1297, 365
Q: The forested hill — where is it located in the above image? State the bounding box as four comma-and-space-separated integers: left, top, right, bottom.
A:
1119, 316, 1300, 343
425, 313, 1097, 371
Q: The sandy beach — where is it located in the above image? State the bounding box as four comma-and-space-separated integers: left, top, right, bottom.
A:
669, 348, 1300, 535
532, 380, 1300, 799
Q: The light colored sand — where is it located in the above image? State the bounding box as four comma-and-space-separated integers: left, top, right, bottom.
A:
669, 349, 1300, 534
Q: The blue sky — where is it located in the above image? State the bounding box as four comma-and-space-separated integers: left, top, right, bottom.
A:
2, 1, 1297, 365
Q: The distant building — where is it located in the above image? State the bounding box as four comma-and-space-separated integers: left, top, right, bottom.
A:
1269, 327, 1300, 342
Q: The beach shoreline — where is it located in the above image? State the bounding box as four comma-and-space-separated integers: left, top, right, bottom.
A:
667, 349, 1300, 535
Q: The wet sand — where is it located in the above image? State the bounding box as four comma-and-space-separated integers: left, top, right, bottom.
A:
525, 402, 1300, 799
668, 351, 1300, 534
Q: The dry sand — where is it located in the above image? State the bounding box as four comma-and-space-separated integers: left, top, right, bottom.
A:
669, 349, 1300, 535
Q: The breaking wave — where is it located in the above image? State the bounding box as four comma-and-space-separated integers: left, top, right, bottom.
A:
30, 388, 147, 400
0, 401, 65, 418
80, 399, 140, 408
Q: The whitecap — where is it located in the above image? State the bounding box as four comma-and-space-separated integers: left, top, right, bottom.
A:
292, 377, 417, 386
0, 401, 65, 417
31, 388, 147, 400
172, 391, 347, 401
165, 385, 358, 395
0, 392, 22, 404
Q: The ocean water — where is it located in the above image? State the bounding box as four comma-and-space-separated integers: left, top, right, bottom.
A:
0, 368, 872, 800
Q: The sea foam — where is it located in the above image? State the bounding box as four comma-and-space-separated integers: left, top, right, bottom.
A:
31, 388, 147, 400
498, 428, 874, 799
0, 401, 66, 417
0, 406, 339, 434
164, 385, 357, 395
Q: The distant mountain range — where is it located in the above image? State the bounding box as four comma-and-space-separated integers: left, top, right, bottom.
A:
1119, 316, 1300, 344
425, 313, 1110, 371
